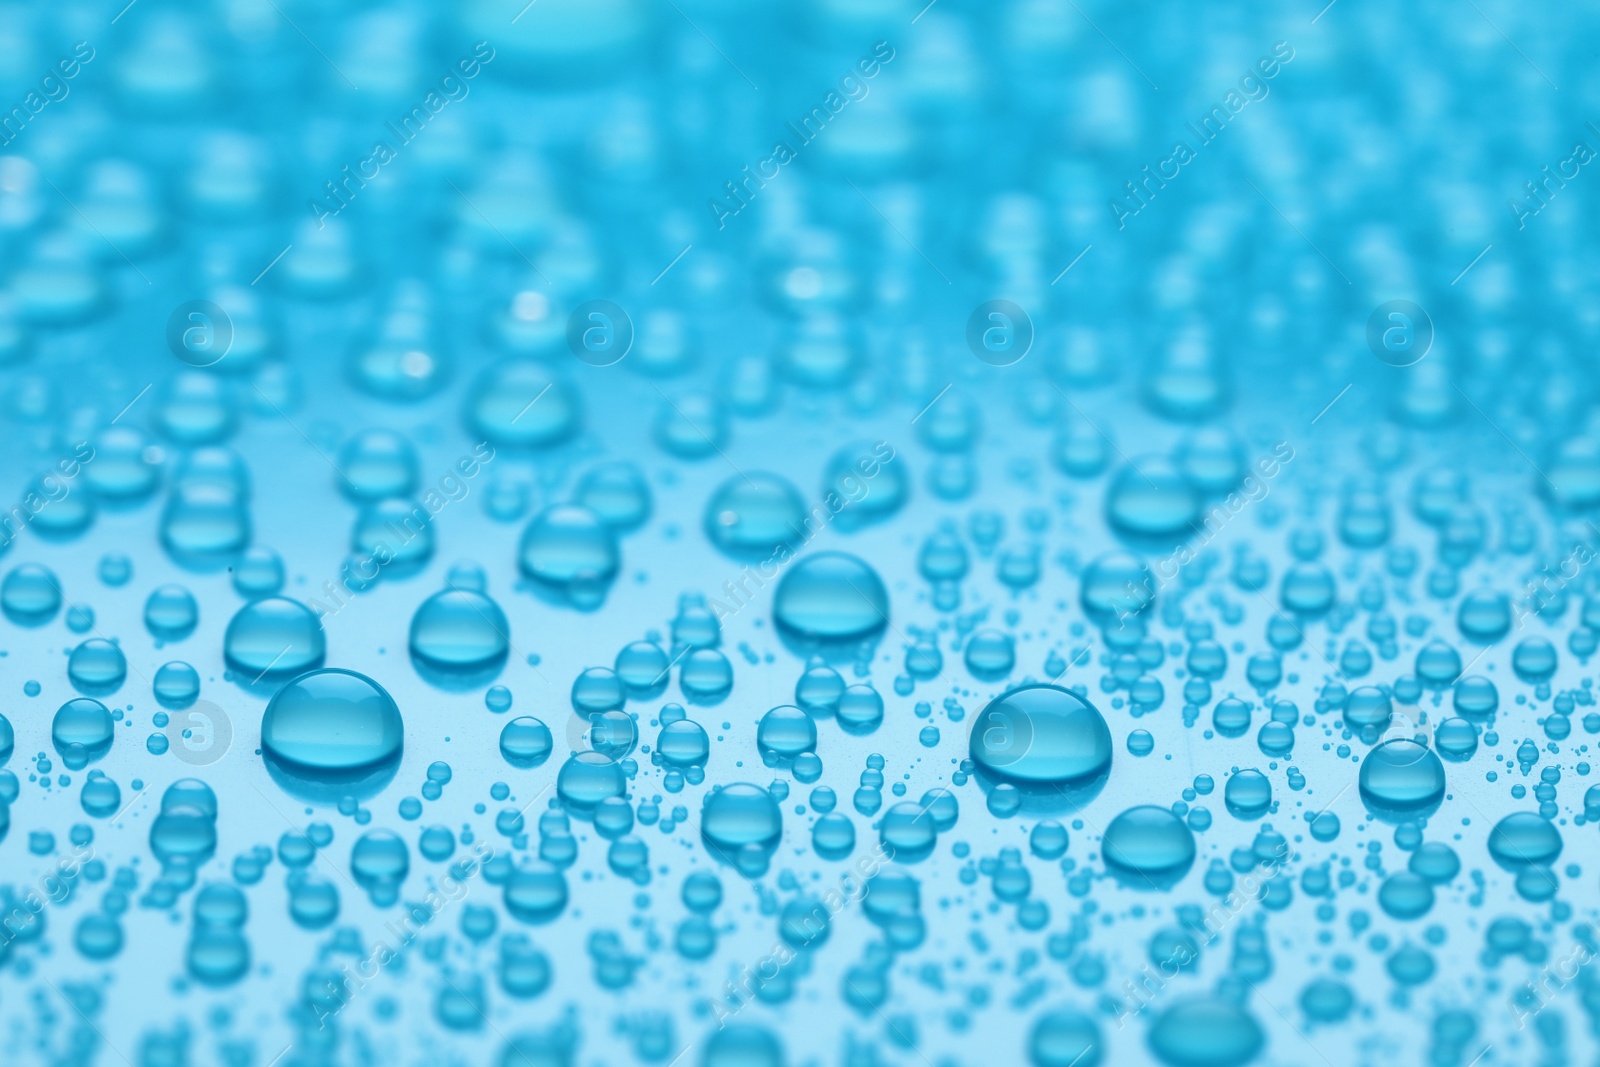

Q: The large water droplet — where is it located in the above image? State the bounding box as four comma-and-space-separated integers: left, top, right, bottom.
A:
225, 598, 326, 680
2, 563, 62, 625
1106, 456, 1199, 538
409, 589, 510, 674
504, 862, 568, 924
500, 717, 553, 767
68, 639, 127, 695
704, 472, 805, 559
339, 429, 419, 502
1358, 739, 1445, 816
260, 668, 404, 782
1147, 997, 1263, 1067
556, 751, 626, 810
772, 552, 888, 644
701, 783, 782, 862
519, 504, 619, 603
1102, 805, 1195, 888
467, 361, 580, 449
1487, 812, 1562, 870
969, 684, 1111, 790
1029, 1008, 1102, 1067
52, 697, 115, 764
161, 482, 250, 563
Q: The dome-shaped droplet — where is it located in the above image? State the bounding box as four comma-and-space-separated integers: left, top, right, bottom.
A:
1415, 640, 1462, 688
352, 499, 434, 572
1223, 770, 1272, 819
1029, 1008, 1102, 1067
467, 361, 580, 449
1102, 805, 1195, 888
519, 505, 619, 590
704, 472, 806, 559
658, 719, 710, 767
1358, 740, 1445, 815
500, 717, 553, 767
338, 429, 419, 502
574, 462, 651, 532
823, 441, 906, 528
1080, 552, 1155, 623
224, 598, 325, 679
154, 661, 201, 708
555, 751, 625, 810
756, 705, 817, 763
145, 583, 199, 641
1457, 589, 1511, 643
82, 427, 161, 502
68, 639, 127, 694
351, 829, 410, 901
409, 590, 510, 672
701, 1025, 784, 1067
2, 563, 62, 625
1106, 456, 1199, 538
615, 641, 669, 691
52, 697, 115, 762
964, 630, 1016, 678
1147, 998, 1263, 1067
1487, 812, 1562, 870
504, 862, 568, 924
260, 669, 404, 778
701, 783, 782, 856
161, 482, 250, 560
1343, 686, 1392, 731
772, 552, 888, 643
1175, 427, 1244, 494
969, 684, 1111, 788
233, 546, 285, 599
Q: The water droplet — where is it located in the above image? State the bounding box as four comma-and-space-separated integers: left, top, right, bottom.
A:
1106, 456, 1199, 538
1102, 806, 1195, 888
154, 662, 201, 708
261, 669, 404, 782
145, 584, 199, 641
500, 717, 553, 767
68, 639, 127, 695
574, 462, 651, 532
339, 429, 419, 501
53, 697, 114, 764
2, 563, 62, 625
756, 705, 817, 763
467, 361, 580, 449
409, 589, 510, 674
1487, 812, 1562, 870
1147, 997, 1263, 1067
772, 552, 888, 644
969, 684, 1112, 790
224, 598, 326, 679
1029, 1008, 1102, 1067
701, 783, 782, 863
1358, 740, 1445, 816
704, 472, 805, 559
519, 504, 619, 602
556, 751, 625, 810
